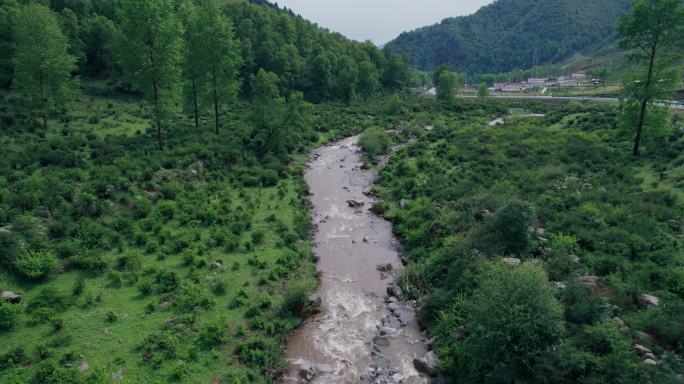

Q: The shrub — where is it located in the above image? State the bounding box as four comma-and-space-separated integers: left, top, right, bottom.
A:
281, 282, 312, 317
0, 301, 19, 330
358, 128, 391, 159
174, 283, 214, 313
492, 200, 535, 255
449, 263, 564, 382
198, 321, 227, 349
13, 250, 59, 279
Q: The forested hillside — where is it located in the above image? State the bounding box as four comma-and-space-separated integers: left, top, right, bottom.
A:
385, 0, 631, 74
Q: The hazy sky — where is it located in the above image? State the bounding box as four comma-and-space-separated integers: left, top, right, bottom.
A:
274, 0, 494, 45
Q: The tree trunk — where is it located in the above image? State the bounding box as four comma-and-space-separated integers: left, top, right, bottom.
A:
192, 78, 199, 128
213, 75, 220, 134
152, 77, 164, 151
633, 44, 657, 156
39, 73, 47, 130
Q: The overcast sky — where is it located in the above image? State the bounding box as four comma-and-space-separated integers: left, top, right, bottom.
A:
274, 0, 494, 45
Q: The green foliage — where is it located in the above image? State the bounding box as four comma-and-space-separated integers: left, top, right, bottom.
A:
13, 250, 58, 279
477, 82, 489, 100
448, 263, 565, 382
492, 200, 536, 255
386, 0, 631, 74
373, 98, 684, 382
193, 0, 242, 133
12, 3, 77, 129
617, 0, 684, 155
436, 69, 458, 103
0, 301, 19, 330
113, 0, 183, 150
358, 128, 391, 160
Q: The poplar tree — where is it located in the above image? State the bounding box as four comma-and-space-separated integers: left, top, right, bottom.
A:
195, 0, 241, 134
114, 0, 183, 150
13, 3, 76, 130
179, 0, 202, 129
618, 0, 684, 156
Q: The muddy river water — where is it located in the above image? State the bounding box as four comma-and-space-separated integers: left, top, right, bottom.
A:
281, 136, 431, 384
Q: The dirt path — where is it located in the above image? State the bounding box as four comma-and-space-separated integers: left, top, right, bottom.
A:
280, 136, 431, 384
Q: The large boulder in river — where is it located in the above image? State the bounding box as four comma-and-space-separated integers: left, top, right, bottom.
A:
2, 291, 21, 304
413, 351, 440, 377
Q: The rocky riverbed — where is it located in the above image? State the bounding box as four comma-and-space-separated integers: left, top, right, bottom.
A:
280, 136, 434, 384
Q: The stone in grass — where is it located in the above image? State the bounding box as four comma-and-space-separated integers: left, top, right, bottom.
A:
502, 258, 521, 267
2, 291, 21, 304
638, 294, 660, 308
77, 362, 90, 373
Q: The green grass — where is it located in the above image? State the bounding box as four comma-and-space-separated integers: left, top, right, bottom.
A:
0, 86, 320, 383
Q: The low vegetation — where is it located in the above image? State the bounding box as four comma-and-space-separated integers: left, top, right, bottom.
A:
372, 97, 684, 383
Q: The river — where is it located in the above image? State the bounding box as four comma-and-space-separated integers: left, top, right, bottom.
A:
280, 136, 431, 384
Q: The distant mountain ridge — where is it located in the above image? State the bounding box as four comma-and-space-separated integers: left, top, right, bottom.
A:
385, 0, 631, 75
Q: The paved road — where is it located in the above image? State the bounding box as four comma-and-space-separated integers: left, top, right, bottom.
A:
461, 95, 684, 110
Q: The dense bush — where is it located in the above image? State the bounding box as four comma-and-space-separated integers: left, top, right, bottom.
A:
0, 301, 19, 330
13, 250, 59, 279
358, 128, 392, 160
373, 100, 684, 382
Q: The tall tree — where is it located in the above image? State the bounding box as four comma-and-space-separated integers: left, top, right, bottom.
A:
381, 52, 410, 90
13, 3, 77, 130
195, 0, 241, 134
178, 0, 202, 128
478, 82, 489, 101
334, 56, 358, 103
436, 68, 458, 102
251, 69, 286, 156
113, 0, 183, 150
357, 59, 379, 99
617, 0, 684, 156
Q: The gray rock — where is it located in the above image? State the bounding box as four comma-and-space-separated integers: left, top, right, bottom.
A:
634, 344, 652, 355
373, 336, 391, 347
637, 331, 654, 344
298, 363, 316, 381
413, 351, 440, 377
643, 353, 656, 360
77, 362, 90, 373
386, 284, 402, 298
314, 364, 333, 375
35, 209, 51, 218
502, 257, 521, 267
347, 199, 365, 208
376, 263, 393, 273
639, 294, 660, 308
643, 358, 658, 366
675, 374, 684, 384
610, 317, 625, 327
552, 282, 567, 289
2, 291, 21, 304
577, 275, 599, 286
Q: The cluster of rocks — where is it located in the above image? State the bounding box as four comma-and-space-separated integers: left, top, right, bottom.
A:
634, 344, 659, 366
